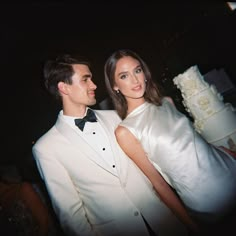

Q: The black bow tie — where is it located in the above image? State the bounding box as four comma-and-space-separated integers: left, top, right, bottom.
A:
74, 109, 97, 131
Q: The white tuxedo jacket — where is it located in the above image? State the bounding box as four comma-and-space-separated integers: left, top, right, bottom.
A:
32, 109, 187, 236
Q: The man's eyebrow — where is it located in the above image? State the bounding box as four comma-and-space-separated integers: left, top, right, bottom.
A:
82, 74, 92, 78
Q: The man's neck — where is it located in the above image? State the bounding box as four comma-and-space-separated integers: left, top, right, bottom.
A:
62, 104, 87, 118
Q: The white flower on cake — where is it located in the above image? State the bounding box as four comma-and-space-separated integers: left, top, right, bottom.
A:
197, 96, 210, 111
181, 80, 197, 97
194, 120, 204, 133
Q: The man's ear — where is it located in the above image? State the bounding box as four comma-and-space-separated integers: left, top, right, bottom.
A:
58, 82, 68, 95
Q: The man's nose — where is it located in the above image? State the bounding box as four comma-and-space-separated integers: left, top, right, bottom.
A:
90, 80, 97, 89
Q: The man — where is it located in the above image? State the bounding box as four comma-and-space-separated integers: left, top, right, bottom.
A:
32, 54, 187, 236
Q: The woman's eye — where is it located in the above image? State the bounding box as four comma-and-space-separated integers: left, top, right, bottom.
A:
136, 68, 142, 73
120, 74, 127, 79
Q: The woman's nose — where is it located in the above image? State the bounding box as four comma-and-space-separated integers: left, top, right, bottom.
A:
131, 74, 139, 83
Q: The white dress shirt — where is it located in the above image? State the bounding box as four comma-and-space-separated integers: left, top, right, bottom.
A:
61, 110, 118, 175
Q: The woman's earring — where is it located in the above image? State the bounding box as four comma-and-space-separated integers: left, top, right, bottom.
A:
145, 79, 147, 83
116, 90, 120, 94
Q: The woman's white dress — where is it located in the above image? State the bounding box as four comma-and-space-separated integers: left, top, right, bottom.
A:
119, 99, 236, 220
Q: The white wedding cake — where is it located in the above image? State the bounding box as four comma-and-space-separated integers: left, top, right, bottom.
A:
173, 65, 236, 150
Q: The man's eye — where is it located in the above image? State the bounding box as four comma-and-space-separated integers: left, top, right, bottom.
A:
82, 77, 89, 82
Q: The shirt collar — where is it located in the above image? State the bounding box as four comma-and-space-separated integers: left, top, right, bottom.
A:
59, 108, 89, 128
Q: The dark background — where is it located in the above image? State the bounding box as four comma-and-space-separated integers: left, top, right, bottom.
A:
0, 2, 235, 178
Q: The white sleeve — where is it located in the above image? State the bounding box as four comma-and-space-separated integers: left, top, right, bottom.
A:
32, 147, 96, 236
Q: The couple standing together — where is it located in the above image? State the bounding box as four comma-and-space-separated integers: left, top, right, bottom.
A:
32, 49, 236, 236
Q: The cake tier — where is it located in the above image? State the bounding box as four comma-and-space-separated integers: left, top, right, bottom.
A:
184, 85, 225, 121
194, 104, 236, 145
173, 65, 209, 99
210, 132, 236, 150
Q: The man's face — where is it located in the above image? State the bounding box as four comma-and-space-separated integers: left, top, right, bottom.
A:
66, 64, 97, 107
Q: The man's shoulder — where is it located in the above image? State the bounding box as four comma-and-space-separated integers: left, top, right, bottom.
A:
33, 125, 58, 150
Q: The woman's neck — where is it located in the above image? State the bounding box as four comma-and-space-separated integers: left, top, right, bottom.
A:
127, 98, 145, 115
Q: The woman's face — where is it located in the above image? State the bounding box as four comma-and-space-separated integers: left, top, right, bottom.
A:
113, 56, 146, 101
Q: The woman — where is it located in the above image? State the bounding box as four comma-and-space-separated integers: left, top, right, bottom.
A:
104, 49, 236, 226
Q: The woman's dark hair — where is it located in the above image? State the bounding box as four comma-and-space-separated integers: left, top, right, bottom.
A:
44, 54, 91, 100
104, 49, 163, 119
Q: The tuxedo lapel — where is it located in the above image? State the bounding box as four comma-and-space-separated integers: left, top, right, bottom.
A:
55, 115, 117, 175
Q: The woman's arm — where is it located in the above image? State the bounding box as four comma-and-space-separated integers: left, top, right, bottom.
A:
115, 125, 198, 232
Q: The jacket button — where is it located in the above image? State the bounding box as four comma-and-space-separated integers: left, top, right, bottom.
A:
134, 211, 139, 216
